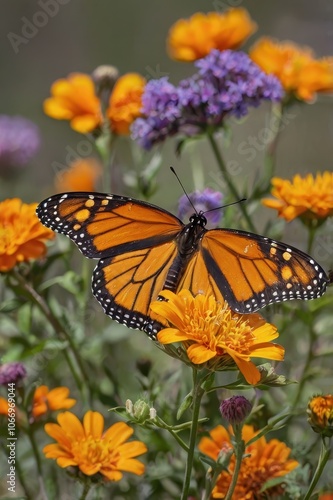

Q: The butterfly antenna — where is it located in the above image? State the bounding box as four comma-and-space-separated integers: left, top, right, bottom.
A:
170, 166, 198, 214
204, 198, 247, 215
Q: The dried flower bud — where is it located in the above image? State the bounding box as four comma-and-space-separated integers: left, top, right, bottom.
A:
92, 65, 119, 102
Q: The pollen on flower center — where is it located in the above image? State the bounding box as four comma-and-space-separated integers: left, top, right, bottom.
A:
71, 436, 118, 468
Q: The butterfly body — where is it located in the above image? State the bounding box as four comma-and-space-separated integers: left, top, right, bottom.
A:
37, 192, 330, 339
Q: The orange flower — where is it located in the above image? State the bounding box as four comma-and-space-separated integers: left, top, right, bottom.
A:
167, 9, 257, 61
249, 37, 333, 101
55, 158, 102, 192
308, 394, 333, 437
43, 410, 147, 480
262, 172, 333, 222
150, 290, 284, 385
43, 73, 103, 133
319, 494, 333, 500
0, 396, 9, 415
199, 424, 299, 498
32, 385, 76, 418
0, 198, 55, 272
107, 73, 146, 135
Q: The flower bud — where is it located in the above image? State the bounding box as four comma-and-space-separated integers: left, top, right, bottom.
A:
307, 394, 333, 437
0, 362, 27, 385
133, 399, 150, 423
220, 395, 252, 425
92, 65, 119, 102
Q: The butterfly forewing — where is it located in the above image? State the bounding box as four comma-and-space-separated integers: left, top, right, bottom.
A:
37, 192, 183, 259
201, 229, 329, 313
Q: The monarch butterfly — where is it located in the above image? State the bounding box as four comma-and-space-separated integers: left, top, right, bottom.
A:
37, 192, 330, 339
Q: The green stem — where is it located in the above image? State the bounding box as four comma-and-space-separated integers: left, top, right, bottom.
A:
12, 269, 90, 400
224, 426, 246, 500
79, 478, 92, 500
303, 437, 331, 500
290, 325, 316, 416
26, 424, 48, 500
180, 368, 205, 500
154, 416, 189, 452
207, 131, 256, 232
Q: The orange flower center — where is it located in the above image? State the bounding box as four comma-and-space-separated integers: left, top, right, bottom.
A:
182, 303, 255, 356
71, 436, 119, 469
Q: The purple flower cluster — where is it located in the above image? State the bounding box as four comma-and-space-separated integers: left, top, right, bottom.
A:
0, 115, 40, 170
132, 50, 283, 150
177, 188, 223, 228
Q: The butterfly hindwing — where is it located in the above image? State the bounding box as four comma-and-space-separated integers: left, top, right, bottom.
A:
36, 192, 183, 259
201, 228, 329, 313
92, 240, 179, 336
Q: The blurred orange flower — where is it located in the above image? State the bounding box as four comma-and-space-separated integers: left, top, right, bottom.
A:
55, 158, 102, 192
199, 424, 299, 498
107, 73, 146, 135
262, 172, 333, 222
250, 37, 333, 101
151, 290, 284, 385
167, 8, 257, 61
0, 396, 9, 415
319, 494, 333, 500
0, 198, 55, 272
32, 385, 76, 418
43, 410, 147, 480
44, 73, 103, 133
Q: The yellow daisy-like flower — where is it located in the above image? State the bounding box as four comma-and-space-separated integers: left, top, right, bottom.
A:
0, 396, 9, 416
199, 424, 299, 499
0, 198, 55, 272
43, 73, 103, 133
107, 73, 146, 135
262, 172, 333, 223
167, 8, 257, 62
32, 385, 76, 419
150, 290, 284, 385
55, 158, 102, 193
249, 37, 333, 101
43, 410, 147, 481
308, 394, 333, 437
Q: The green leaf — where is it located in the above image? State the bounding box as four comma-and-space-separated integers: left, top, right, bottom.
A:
177, 392, 193, 420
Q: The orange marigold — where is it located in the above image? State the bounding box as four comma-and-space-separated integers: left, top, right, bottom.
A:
43, 410, 147, 481
199, 424, 299, 499
55, 158, 102, 192
43, 73, 103, 133
167, 8, 257, 61
107, 73, 146, 135
250, 37, 333, 101
150, 290, 284, 385
0, 198, 55, 272
308, 394, 333, 437
262, 172, 333, 222
32, 385, 76, 418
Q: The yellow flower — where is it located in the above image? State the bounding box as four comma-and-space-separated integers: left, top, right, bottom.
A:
55, 158, 102, 192
107, 73, 146, 135
249, 37, 333, 101
32, 385, 76, 418
199, 424, 299, 499
43, 73, 103, 133
43, 410, 147, 481
308, 394, 333, 437
0, 198, 55, 272
262, 172, 333, 223
150, 290, 284, 385
167, 8, 257, 61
